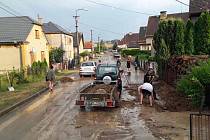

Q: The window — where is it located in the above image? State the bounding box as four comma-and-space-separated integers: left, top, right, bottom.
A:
41, 51, 45, 61
35, 30, 40, 39
30, 51, 35, 65
82, 62, 94, 66
69, 38, 72, 44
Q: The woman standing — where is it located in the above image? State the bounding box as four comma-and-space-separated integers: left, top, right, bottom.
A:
46, 65, 55, 92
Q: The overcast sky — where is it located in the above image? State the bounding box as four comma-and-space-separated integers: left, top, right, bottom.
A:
0, 0, 189, 41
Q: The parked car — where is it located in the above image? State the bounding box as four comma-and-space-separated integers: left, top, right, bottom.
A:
79, 61, 97, 77
95, 64, 119, 83
113, 52, 120, 58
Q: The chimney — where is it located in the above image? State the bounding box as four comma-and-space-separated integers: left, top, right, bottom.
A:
160, 11, 167, 20
37, 14, 43, 25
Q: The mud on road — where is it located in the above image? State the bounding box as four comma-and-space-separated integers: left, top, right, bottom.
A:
0, 53, 191, 140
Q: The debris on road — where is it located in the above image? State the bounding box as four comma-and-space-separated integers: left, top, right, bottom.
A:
60, 77, 74, 83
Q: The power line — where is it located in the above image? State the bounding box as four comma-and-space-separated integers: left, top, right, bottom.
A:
175, 0, 210, 11
0, 1, 22, 15
0, 2, 33, 23
175, 0, 189, 6
79, 21, 123, 36
84, 0, 152, 15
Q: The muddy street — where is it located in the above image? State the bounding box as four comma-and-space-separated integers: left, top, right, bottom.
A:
0, 53, 189, 140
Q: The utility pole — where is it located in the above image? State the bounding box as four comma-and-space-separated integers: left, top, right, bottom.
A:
73, 9, 88, 65
90, 29, 93, 53
73, 13, 79, 65
98, 36, 100, 53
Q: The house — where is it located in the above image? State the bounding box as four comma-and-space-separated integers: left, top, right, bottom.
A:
139, 26, 151, 51
84, 41, 93, 52
146, 11, 189, 56
72, 32, 85, 58
117, 40, 127, 49
0, 16, 49, 71
189, 0, 210, 22
121, 33, 139, 49
43, 22, 74, 62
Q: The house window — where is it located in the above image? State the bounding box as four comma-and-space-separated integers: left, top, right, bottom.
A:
41, 51, 45, 61
30, 51, 35, 65
35, 30, 40, 39
69, 38, 72, 44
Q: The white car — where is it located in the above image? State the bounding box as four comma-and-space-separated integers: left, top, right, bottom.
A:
79, 61, 97, 77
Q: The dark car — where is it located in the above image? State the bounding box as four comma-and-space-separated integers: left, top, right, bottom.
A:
95, 64, 119, 83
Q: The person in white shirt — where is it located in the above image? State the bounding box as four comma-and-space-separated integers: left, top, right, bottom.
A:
138, 83, 154, 106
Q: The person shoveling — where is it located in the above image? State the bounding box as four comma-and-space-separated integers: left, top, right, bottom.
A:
138, 82, 154, 107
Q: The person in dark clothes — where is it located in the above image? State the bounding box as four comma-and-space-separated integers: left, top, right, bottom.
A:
127, 57, 131, 73
117, 77, 122, 99
144, 65, 158, 100
135, 56, 140, 70
117, 58, 121, 69
46, 65, 55, 92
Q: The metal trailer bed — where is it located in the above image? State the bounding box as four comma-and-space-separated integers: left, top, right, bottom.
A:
75, 82, 119, 108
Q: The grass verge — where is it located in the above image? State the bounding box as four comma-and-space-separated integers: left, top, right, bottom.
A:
0, 70, 78, 111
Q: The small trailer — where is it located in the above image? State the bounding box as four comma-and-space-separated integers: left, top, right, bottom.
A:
75, 82, 120, 108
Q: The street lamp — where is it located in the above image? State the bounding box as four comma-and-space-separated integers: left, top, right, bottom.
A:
73, 8, 88, 65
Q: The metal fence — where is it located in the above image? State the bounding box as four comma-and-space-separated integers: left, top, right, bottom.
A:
190, 113, 210, 140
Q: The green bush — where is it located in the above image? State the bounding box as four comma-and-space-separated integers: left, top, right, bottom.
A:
177, 60, 210, 106
15, 68, 29, 84
80, 51, 90, 58
121, 49, 150, 57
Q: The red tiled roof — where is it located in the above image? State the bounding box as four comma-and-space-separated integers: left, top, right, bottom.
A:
84, 42, 92, 49
117, 40, 124, 45
146, 12, 189, 37
121, 33, 139, 44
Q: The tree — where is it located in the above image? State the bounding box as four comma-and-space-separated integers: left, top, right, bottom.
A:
49, 48, 65, 63
159, 39, 170, 60
184, 20, 194, 55
194, 12, 210, 54
80, 51, 90, 58
174, 20, 185, 55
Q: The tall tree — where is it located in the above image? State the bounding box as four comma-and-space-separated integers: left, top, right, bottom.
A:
174, 20, 185, 55
184, 20, 194, 55
49, 48, 65, 63
159, 39, 170, 60
194, 12, 210, 54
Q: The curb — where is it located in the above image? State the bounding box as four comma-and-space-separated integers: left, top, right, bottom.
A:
0, 87, 49, 117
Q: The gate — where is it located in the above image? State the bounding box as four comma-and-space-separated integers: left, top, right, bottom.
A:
190, 113, 210, 140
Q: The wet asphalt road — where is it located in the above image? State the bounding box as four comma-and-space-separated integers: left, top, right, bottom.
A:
0, 52, 157, 140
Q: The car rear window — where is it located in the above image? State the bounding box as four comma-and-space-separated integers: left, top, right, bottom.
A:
98, 66, 117, 75
82, 62, 94, 66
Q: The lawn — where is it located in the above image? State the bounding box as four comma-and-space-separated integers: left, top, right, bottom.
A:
0, 70, 78, 111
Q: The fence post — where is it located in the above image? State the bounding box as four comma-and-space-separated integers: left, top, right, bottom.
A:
190, 114, 193, 140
